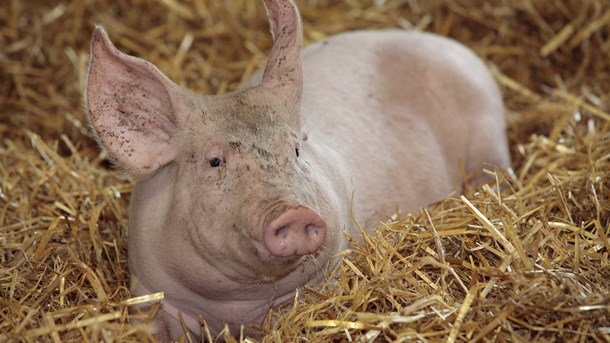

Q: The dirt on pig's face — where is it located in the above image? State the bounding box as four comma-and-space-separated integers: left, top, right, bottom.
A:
162, 91, 326, 283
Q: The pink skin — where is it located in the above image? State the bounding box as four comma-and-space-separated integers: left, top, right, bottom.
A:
85, 0, 510, 340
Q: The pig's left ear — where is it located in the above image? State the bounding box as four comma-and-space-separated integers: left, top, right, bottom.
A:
85, 26, 190, 176
260, 0, 303, 106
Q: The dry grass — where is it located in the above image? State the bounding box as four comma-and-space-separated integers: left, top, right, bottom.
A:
1, 0, 610, 342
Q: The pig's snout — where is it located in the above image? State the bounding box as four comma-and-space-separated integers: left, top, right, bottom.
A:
265, 206, 327, 257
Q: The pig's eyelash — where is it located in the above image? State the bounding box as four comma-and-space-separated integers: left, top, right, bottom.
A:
295, 140, 302, 158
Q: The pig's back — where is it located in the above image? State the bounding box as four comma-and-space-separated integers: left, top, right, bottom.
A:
300, 30, 508, 228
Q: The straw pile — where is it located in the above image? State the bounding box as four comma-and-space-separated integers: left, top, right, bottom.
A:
1, 0, 609, 341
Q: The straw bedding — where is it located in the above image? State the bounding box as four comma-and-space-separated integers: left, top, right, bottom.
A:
1, 0, 609, 341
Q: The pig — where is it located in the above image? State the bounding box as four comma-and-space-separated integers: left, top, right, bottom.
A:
85, 0, 510, 340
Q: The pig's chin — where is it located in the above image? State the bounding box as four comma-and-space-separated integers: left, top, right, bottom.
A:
217, 242, 325, 284
239, 244, 318, 282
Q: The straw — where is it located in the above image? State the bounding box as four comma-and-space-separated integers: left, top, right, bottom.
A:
2, 0, 610, 342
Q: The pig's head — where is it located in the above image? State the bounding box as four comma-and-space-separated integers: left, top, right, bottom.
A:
85, 0, 342, 286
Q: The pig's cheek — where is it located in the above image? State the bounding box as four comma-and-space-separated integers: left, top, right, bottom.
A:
296, 164, 315, 189
236, 233, 259, 260
298, 158, 313, 175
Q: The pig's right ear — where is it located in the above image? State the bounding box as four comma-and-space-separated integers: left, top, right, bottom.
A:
85, 26, 189, 176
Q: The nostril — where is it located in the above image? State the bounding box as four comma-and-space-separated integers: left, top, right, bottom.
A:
275, 226, 288, 237
305, 224, 321, 236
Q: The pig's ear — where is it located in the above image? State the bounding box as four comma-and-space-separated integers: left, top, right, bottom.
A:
260, 0, 303, 104
85, 26, 190, 176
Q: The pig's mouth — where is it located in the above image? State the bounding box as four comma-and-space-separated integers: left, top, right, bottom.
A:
237, 228, 327, 282
226, 204, 329, 281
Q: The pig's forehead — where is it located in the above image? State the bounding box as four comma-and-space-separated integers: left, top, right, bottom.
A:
191, 92, 296, 131
183, 111, 293, 147
188, 103, 293, 137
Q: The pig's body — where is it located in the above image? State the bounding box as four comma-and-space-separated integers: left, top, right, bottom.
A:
128, 30, 509, 338
86, 0, 509, 340
299, 30, 508, 223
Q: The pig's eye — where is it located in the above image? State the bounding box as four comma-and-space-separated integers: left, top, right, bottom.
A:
209, 157, 222, 167
295, 147, 300, 158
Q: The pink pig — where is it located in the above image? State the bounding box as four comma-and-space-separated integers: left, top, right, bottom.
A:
85, 0, 509, 340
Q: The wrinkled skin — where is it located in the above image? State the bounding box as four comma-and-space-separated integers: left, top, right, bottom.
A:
85, 0, 510, 340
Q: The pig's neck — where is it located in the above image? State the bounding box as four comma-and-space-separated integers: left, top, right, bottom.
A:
133, 266, 322, 338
